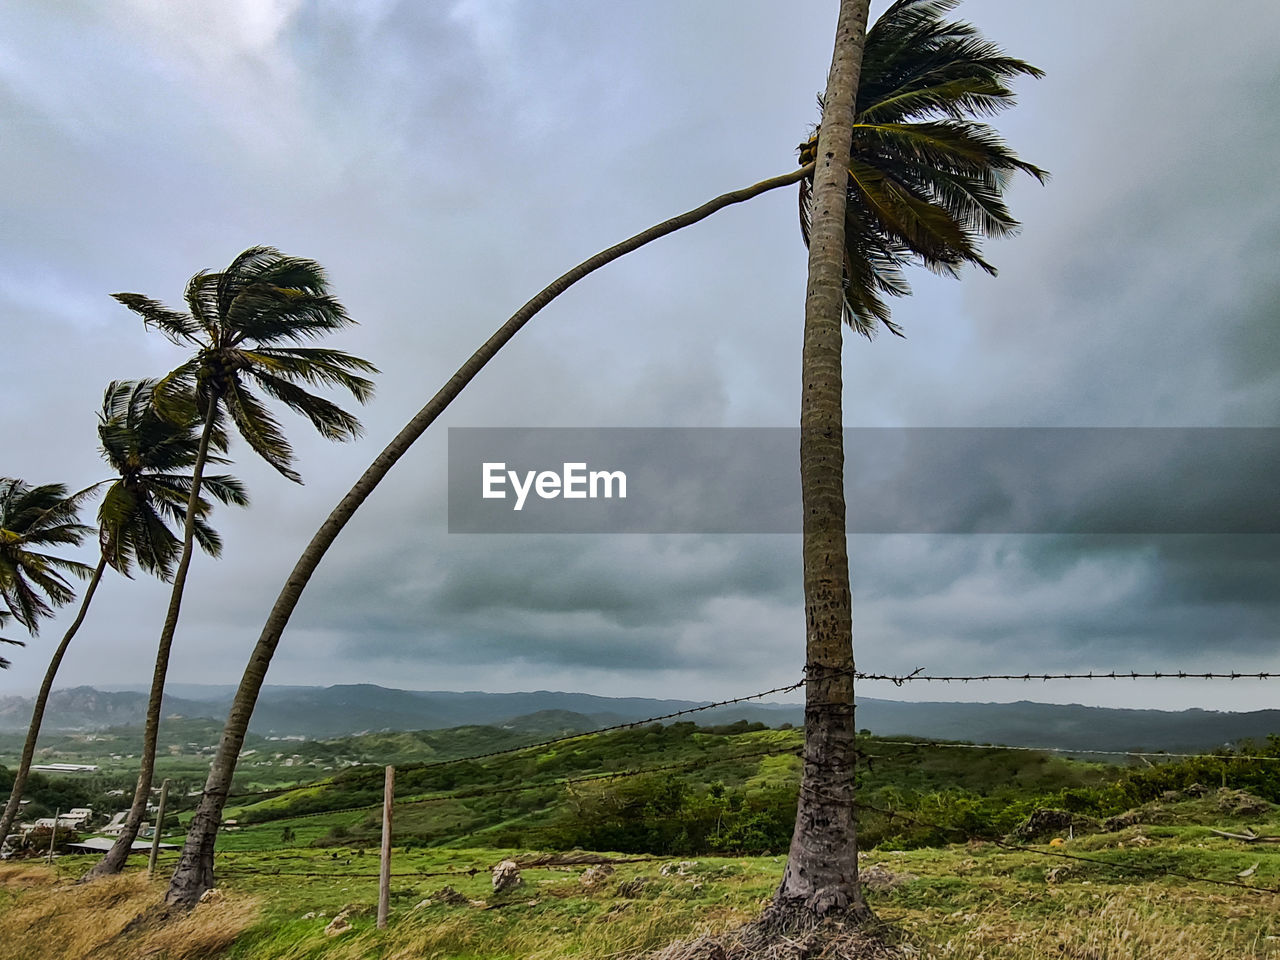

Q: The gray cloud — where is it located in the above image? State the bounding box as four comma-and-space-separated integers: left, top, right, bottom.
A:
2, 0, 1278, 711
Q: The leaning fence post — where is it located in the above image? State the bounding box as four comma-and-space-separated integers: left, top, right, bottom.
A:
378, 765, 395, 929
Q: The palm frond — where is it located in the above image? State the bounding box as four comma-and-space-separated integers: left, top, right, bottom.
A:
241, 347, 377, 403
797, 0, 1044, 337
222, 380, 301, 482
226, 288, 356, 345
247, 369, 364, 442
111, 293, 200, 346
0, 611, 22, 669
184, 271, 224, 341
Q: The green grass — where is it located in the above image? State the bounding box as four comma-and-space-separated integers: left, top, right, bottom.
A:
6, 812, 1279, 959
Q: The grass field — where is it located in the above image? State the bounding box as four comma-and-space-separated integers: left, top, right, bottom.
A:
3, 806, 1279, 960
5, 729, 1280, 957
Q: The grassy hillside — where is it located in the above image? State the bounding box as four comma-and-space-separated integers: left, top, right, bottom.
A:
4, 728, 1280, 957
3, 815, 1278, 959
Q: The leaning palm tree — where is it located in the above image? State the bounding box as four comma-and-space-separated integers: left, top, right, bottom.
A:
167, 0, 1042, 906
0, 479, 93, 636
89, 250, 375, 877
0, 380, 246, 847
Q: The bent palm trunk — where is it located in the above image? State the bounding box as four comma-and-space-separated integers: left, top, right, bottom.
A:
0, 556, 108, 845
166, 166, 811, 906
87, 408, 217, 878
768, 0, 871, 924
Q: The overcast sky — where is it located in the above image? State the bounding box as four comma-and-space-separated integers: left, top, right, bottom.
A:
2, 1, 1277, 713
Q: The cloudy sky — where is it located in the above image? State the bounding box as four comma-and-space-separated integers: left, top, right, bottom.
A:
2, 0, 1277, 713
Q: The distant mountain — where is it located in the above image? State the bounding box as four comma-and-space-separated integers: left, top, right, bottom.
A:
2, 684, 1278, 753
0, 686, 221, 733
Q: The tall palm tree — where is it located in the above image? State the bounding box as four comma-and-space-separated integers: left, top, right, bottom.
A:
767, 0, 874, 926
166, 1, 1042, 906
0, 380, 246, 846
89, 249, 375, 877
771, 0, 1045, 924
0, 479, 93, 636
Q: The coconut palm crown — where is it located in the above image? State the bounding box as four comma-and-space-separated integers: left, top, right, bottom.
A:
0, 479, 93, 635
114, 246, 378, 481
798, 0, 1047, 337
96, 379, 247, 578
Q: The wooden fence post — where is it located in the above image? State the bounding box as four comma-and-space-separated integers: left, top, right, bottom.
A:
47, 808, 59, 863
148, 778, 171, 879
378, 765, 394, 929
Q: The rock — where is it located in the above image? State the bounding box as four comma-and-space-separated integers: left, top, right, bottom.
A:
413, 899, 432, 910
198, 887, 225, 905
325, 912, 352, 937
492, 859, 523, 893
433, 885, 471, 905
1009, 808, 1093, 842
1184, 782, 1208, 797
580, 864, 615, 887
616, 877, 648, 898
1103, 809, 1144, 831
660, 860, 699, 877
1217, 788, 1270, 816
1044, 866, 1070, 883
859, 863, 915, 891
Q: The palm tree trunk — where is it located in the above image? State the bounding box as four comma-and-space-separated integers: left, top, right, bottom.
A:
767, 0, 871, 925
86, 403, 217, 879
165, 165, 811, 906
0, 555, 108, 845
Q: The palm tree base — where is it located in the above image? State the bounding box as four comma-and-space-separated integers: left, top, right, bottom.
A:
647, 906, 899, 960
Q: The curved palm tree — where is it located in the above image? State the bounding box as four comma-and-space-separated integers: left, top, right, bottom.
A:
0, 380, 246, 846
772, 0, 1045, 923
166, 0, 1042, 907
0, 479, 93, 636
89, 249, 376, 877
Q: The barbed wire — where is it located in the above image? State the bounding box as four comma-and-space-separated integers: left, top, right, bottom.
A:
853, 668, 1280, 685
215, 665, 1276, 808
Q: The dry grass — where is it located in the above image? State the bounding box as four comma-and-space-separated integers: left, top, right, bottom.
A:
911, 890, 1280, 959
0, 865, 257, 960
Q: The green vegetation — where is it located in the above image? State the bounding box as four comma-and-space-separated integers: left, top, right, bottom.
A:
181, 724, 1280, 858
4, 723, 1280, 956
4, 814, 1278, 959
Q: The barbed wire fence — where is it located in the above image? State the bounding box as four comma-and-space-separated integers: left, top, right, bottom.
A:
118, 665, 1280, 906
214, 666, 1279, 807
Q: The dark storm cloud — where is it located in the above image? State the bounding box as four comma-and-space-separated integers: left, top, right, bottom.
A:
3, 0, 1279, 710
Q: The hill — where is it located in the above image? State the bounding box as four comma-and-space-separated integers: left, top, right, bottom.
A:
2, 683, 1279, 752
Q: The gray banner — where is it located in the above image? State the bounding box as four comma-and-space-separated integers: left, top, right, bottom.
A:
446, 427, 1280, 534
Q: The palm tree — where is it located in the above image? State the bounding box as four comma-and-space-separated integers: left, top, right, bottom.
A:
770, 0, 1045, 924
0, 380, 246, 846
0, 479, 93, 636
89, 249, 376, 877
166, 1, 1042, 906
